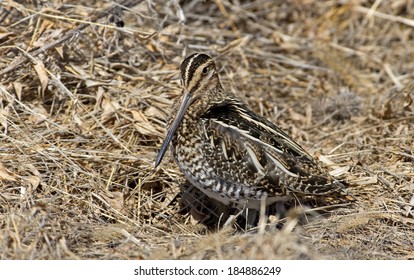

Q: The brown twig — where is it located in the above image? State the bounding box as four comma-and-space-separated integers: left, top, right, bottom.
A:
0, 0, 143, 76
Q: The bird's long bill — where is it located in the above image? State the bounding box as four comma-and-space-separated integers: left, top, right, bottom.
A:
155, 92, 192, 167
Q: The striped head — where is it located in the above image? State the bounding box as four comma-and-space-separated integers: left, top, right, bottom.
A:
155, 53, 220, 167
180, 53, 219, 96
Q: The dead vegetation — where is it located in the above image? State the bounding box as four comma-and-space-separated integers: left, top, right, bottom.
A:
0, 0, 413, 259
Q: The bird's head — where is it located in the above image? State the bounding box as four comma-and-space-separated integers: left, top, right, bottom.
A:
155, 53, 220, 167
180, 53, 219, 97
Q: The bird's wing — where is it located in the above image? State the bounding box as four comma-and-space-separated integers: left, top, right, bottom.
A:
201, 99, 344, 196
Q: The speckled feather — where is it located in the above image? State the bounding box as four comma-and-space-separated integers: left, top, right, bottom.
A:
156, 53, 353, 210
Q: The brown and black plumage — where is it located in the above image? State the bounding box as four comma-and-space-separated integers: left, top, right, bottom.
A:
155, 53, 353, 213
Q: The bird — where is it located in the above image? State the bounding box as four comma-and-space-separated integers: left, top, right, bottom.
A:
155, 53, 354, 221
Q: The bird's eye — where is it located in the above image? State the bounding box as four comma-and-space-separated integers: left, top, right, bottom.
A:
202, 66, 208, 75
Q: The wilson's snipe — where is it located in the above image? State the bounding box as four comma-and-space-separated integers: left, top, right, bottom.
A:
155, 53, 353, 215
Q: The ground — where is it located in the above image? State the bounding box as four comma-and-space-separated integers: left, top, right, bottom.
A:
0, 0, 413, 259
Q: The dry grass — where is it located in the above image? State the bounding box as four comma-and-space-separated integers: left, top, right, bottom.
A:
0, 0, 413, 260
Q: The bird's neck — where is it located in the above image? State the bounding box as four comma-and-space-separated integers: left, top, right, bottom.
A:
189, 84, 228, 119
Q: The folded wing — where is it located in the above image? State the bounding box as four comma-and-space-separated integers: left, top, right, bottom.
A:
201, 99, 346, 196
